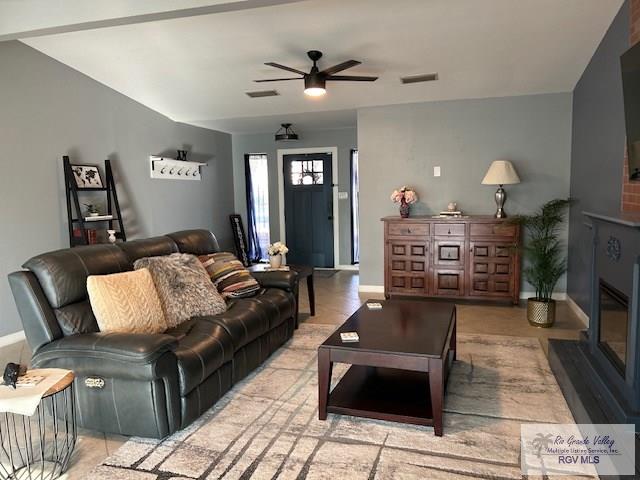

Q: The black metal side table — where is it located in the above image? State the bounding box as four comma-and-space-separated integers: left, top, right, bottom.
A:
0, 371, 77, 480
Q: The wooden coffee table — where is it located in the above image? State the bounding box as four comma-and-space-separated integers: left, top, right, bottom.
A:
318, 299, 456, 436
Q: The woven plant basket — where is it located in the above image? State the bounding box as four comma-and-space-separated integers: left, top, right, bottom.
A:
527, 298, 556, 328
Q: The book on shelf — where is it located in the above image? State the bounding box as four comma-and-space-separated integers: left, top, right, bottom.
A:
87, 229, 98, 244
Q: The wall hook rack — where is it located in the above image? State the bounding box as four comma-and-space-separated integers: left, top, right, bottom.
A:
149, 155, 207, 181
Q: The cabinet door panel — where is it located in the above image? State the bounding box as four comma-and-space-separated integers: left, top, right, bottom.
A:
433, 269, 464, 296
469, 241, 516, 297
387, 239, 428, 295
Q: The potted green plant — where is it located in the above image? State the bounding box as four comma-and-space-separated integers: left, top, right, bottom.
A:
83, 203, 100, 217
512, 198, 571, 327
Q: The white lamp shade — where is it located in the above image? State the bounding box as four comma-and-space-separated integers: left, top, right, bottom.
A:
481, 160, 521, 185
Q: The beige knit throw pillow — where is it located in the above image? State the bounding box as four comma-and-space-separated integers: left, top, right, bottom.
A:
87, 268, 169, 334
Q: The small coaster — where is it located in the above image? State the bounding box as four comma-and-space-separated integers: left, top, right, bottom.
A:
15, 373, 45, 388
366, 302, 383, 310
340, 332, 360, 343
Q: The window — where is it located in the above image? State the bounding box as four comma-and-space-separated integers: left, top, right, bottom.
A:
290, 160, 324, 185
245, 154, 270, 261
351, 149, 360, 264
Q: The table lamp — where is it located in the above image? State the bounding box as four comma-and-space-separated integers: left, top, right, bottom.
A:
481, 160, 520, 218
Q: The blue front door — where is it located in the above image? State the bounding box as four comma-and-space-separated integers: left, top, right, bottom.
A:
283, 153, 334, 267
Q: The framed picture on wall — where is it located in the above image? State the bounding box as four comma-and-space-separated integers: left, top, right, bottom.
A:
71, 165, 103, 189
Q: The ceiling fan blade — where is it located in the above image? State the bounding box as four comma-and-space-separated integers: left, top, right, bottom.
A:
264, 62, 307, 76
326, 75, 378, 82
254, 77, 302, 82
320, 60, 361, 75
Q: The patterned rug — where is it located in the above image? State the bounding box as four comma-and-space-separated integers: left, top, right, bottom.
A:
91, 324, 574, 479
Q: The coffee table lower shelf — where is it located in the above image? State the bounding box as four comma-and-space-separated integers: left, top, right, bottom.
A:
326, 365, 434, 426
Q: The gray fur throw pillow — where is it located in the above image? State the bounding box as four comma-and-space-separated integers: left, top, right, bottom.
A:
134, 253, 226, 328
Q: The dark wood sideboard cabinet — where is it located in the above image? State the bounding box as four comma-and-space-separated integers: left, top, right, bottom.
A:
382, 216, 521, 304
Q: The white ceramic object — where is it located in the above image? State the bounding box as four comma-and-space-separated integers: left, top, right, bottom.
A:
107, 230, 116, 244
269, 254, 282, 269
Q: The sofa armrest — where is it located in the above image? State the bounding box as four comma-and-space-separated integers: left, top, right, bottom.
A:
33, 332, 177, 365
251, 270, 298, 292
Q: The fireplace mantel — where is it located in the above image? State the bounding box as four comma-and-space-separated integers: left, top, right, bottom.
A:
584, 211, 640, 228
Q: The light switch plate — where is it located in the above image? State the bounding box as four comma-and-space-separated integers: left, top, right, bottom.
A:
338, 191, 349, 200
434, 166, 441, 177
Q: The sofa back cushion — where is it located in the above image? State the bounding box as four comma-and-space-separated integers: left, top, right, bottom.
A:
199, 253, 261, 299
23, 245, 129, 308
168, 230, 220, 256
23, 245, 129, 335
134, 253, 226, 328
118, 236, 178, 269
87, 268, 168, 334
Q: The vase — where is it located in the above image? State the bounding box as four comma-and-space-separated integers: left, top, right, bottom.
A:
399, 199, 410, 218
527, 298, 556, 328
269, 254, 283, 269
107, 230, 117, 244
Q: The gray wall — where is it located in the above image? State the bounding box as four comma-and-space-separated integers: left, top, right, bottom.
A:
567, 2, 629, 315
358, 93, 573, 288
232, 128, 357, 265
0, 40, 234, 337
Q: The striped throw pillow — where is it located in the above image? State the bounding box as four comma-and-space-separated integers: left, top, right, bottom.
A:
198, 252, 261, 299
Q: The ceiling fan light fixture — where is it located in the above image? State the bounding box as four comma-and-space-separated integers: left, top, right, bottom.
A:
303, 87, 327, 97
275, 123, 299, 142
304, 75, 326, 97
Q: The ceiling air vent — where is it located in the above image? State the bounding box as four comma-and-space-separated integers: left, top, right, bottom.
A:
400, 73, 439, 84
246, 90, 279, 98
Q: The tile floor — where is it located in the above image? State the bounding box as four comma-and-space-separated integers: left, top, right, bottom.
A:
0, 270, 585, 478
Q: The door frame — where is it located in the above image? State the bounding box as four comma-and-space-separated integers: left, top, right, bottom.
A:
277, 146, 340, 268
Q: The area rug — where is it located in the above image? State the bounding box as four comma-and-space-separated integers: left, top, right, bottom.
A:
91, 324, 574, 479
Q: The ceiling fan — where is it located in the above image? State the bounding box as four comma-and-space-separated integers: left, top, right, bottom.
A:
254, 50, 378, 97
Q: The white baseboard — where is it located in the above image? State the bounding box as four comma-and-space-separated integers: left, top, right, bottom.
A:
519, 291, 567, 301
335, 264, 359, 271
565, 294, 590, 328
0, 330, 25, 348
358, 284, 385, 293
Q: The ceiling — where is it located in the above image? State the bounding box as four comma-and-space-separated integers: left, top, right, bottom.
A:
0, 1, 301, 40
17, 0, 623, 134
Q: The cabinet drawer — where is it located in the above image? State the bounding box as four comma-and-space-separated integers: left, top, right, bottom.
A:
387, 223, 429, 237
470, 223, 517, 238
433, 239, 465, 267
433, 223, 465, 236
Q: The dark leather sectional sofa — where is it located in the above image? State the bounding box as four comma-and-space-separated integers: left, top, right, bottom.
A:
8, 230, 297, 438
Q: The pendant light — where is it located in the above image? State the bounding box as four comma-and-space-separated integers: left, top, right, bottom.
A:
275, 123, 299, 142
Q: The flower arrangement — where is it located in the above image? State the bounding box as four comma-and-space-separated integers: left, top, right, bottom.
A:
267, 241, 289, 257
390, 186, 418, 204
390, 186, 418, 218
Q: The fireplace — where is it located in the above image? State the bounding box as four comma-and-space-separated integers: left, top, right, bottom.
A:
549, 211, 640, 435
575, 211, 640, 426
598, 279, 629, 376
